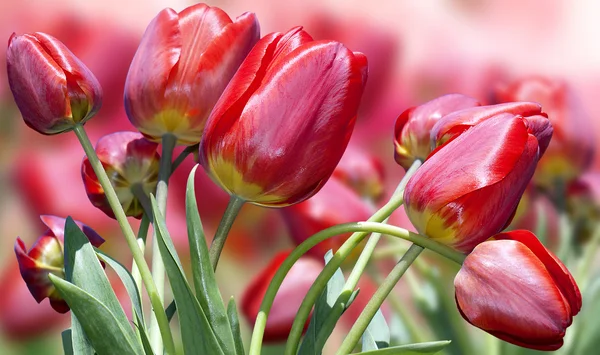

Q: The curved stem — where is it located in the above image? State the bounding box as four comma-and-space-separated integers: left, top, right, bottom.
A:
149, 133, 176, 353
337, 244, 424, 354
131, 214, 149, 341
171, 143, 199, 174
209, 196, 245, 270
72, 125, 175, 355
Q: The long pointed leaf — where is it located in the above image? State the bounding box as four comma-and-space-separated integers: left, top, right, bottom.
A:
362, 308, 390, 351
70, 315, 94, 355
357, 340, 451, 354
61, 329, 74, 355
227, 297, 245, 355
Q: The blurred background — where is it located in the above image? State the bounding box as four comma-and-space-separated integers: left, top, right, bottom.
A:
1, 0, 600, 354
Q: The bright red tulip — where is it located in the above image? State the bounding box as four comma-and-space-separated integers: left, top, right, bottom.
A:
6, 32, 102, 135
494, 76, 595, 189
124, 3, 260, 145
455, 230, 581, 350
14, 215, 105, 313
199, 27, 368, 207
332, 145, 386, 202
404, 113, 552, 253
81, 131, 160, 219
241, 251, 322, 342
394, 94, 480, 169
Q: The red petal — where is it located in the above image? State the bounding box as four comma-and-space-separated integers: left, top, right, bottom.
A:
40, 215, 104, 247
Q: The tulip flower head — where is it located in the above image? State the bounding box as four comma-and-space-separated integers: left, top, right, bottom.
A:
199, 27, 368, 207
14, 216, 104, 313
404, 113, 553, 253
6, 32, 102, 135
332, 145, 386, 202
124, 3, 260, 145
82, 132, 160, 219
393, 94, 480, 169
455, 230, 581, 350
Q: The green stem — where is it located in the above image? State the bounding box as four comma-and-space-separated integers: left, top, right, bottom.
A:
171, 143, 199, 174
131, 184, 153, 221
577, 224, 600, 286
72, 125, 176, 355
247, 222, 464, 355
209, 196, 245, 270
149, 133, 176, 354
337, 244, 424, 354
131, 214, 150, 340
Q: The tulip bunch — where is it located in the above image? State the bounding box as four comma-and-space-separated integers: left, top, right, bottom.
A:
5, 2, 589, 355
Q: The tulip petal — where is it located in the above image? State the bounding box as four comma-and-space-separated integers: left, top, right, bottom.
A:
14, 238, 57, 302
40, 215, 104, 247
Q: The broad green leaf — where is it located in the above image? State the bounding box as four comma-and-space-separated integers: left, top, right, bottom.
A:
357, 340, 451, 354
50, 275, 144, 355
227, 297, 245, 355
151, 195, 225, 355
70, 315, 94, 355
61, 329, 74, 355
63, 217, 142, 354
185, 165, 235, 351
362, 308, 390, 351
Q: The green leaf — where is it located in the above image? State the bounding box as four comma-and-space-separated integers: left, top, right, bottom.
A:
50, 275, 144, 355
362, 308, 390, 351
227, 297, 245, 355
135, 313, 154, 355
61, 329, 74, 355
63, 217, 143, 354
571, 274, 600, 355
151, 195, 225, 355
70, 315, 94, 355
185, 165, 235, 351
166, 300, 177, 323
356, 340, 451, 354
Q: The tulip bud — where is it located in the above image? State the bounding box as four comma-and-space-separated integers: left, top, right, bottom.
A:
6, 32, 102, 135
199, 27, 368, 207
404, 113, 552, 253
494, 77, 594, 189
241, 251, 322, 342
394, 94, 480, 169
455, 230, 581, 350
124, 4, 260, 145
332, 146, 386, 202
81, 132, 160, 219
565, 175, 600, 247
14, 216, 104, 313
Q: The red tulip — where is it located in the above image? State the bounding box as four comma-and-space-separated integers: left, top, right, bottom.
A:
332, 145, 386, 202
199, 27, 368, 207
404, 113, 552, 253
124, 3, 260, 145
81, 131, 160, 219
6, 32, 102, 135
14, 215, 105, 313
455, 230, 581, 350
494, 76, 594, 189
394, 94, 480, 169
241, 251, 322, 342
280, 177, 375, 259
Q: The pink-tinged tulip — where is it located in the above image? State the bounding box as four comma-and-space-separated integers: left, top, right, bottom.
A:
404, 113, 552, 253
280, 177, 375, 259
6, 32, 102, 135
81, 131, 160, 219
332, 145, 386, 202
14, 215, 105, 313
394, 94, 480, 169
124, 3, 260, 145
494, 77, 595, 189
199, 27, 368, 207
241, 251, 322, 342
455, 230, 581, 350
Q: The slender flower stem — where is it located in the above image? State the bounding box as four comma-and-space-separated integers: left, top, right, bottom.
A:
337, 244, 424, 354
72, 125, 175, 355
149, 133, 176, 354
171, 143, 199, 174
209, 196, 245, 270
247, 222, 464, 355
131, 214, 150, 341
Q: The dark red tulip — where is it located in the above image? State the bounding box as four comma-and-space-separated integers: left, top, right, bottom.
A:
199, 26, 368, 207
455, 230, 581, 350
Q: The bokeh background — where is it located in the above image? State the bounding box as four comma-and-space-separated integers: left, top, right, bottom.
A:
1, 0, 600, 354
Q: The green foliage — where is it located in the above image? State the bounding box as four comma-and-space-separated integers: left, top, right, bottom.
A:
356, 340, 451, 355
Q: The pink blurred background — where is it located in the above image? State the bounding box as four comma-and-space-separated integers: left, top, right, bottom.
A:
1, 0, 600, 353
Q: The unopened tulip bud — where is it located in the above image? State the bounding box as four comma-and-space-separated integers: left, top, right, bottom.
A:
124, 3, 260, 145
6, 32, 102, 135
14, 216, 104, 313
455, 230, 581, 350
200, 27, 368, 207
81, 132, 160, 219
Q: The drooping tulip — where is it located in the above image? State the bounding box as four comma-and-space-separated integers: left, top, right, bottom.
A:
404, 113, 552, 253
393, 94, 480, 169
199, 26, 368, 207
14, 216, 105, 313
81, 131, 160, 219
455, 230, 581, 350
332, 145, 386, 202
6, 32, 102, 135
124, 3, 260, 145
241, 251, 322, 342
